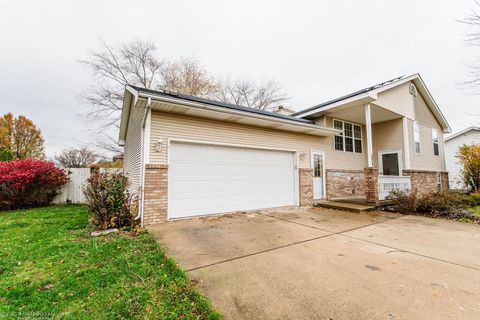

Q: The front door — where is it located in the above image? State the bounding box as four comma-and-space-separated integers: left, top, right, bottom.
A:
379, 150, 402, 176
312, 151, 325, 199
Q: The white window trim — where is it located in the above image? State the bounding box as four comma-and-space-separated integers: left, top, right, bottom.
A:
437, 173, 443, 192
333, 118, 363, 154
378, 150, 403, 177
432, 128, 439, 156
311, 150, 326, 200
413, 121, 421, 154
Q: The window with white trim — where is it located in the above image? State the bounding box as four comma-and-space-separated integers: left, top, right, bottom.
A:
437, 173, 442, 192
413, 121, 421, 153
333, 119, 362, 153
432, 128, 439, 156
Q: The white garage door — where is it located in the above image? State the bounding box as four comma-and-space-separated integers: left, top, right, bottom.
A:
169, 142, 296, 219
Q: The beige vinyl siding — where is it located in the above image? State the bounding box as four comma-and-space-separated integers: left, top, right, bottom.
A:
408, 119, 445, 171
372, 118, 404, 168
324, 117, 367, 168
414, 91, 439, 128
375, 82, 414, 119
149, 112, 366, 170
123, 103, 145, 194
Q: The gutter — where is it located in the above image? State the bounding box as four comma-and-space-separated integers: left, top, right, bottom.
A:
135, 91, 341, 136
135, 96, 151, 226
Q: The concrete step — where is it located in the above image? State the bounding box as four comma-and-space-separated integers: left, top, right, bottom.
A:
314, 200, 376, 213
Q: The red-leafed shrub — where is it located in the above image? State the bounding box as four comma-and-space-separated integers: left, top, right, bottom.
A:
0, 158, 69, 210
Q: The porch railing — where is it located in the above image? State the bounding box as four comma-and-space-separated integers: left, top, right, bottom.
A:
378, 176, 411, 201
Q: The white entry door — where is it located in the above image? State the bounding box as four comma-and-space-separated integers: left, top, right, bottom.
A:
312, 151, 325, 199
168, 142, 297, 219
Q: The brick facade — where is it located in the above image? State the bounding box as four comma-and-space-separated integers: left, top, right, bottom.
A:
299, 168, 314, 206
402, 170, 449, 196
143, 164, 168, 225
364, 167, 379, 204
325, 169, 366, 200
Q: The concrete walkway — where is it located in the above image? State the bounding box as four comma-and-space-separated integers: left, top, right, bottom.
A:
148, 207, 480, 320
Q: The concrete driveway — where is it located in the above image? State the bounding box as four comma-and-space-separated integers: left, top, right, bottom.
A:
148, 207, 480, 320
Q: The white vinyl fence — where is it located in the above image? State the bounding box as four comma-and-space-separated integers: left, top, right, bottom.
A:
53, 168, 122, 204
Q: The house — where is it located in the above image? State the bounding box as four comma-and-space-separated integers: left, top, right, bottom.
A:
444, 127, 480, 189
119, 73, 451, 226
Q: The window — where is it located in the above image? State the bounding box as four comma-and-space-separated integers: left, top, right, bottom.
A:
432, 128, 439, 156
413, 121, 421, 153
333, 119, 362, 153
334, 120, 344, 151
313, 154, 323, 177
437, 173, 442, 192
409, 83, 417, 96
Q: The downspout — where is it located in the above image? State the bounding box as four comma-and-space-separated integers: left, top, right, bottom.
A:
135, 97, 151, 226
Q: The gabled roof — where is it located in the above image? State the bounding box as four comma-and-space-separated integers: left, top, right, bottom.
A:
291, 76, 404, 117
293, 74, 451, 133
118, 85, 340, 144
129, 85, 313, 124
444, 126, 480, 142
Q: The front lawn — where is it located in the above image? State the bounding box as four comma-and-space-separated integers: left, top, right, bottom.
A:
471, 206, 480, 217
0, 205, 219, 319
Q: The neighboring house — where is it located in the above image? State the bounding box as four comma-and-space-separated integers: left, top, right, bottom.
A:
444, 127, 480, 189
119, 73, 451, 226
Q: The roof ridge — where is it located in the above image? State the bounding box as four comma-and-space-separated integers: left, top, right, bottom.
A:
292, 75, 406, 117
445, 126, 480, 142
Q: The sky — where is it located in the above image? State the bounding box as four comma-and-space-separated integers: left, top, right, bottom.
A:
1, 0, 480, 158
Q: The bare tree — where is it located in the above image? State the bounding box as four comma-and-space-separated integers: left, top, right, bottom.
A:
460, 1, 480, 90
55, 147, 98, 168
80, 39, 290, 152
80, 39, 164, 131
459, 2, 480, 124
215, 76, 288, 111
160, 57, 218, 96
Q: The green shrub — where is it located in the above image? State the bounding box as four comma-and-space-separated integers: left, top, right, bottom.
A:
83, 172, 137, 230
463, 192, 480, 206
0, 149, 13, 161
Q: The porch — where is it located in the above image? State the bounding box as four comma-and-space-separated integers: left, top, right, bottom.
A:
315, 102, 413, 204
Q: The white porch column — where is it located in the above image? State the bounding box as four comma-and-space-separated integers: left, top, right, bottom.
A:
365, 104, 374, 168
402, 116, 411, 170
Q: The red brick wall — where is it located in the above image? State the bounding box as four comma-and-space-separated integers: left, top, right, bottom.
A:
364, 167, 379, 204
299, 168, 313, 206
143, 164, 168, 225
325, 169, 366, 200
402, 170, 449, 196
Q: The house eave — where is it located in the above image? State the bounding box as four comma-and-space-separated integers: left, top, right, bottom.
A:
134, 90, 341, 137
294, 73, 452, 133
118, 86, 139, 144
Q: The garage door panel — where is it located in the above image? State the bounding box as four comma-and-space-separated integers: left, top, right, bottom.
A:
170, 180, 211, 196
169, 142, 296, 219
171, 162, 212, 180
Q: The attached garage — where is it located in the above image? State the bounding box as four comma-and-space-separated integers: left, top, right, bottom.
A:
168, 141, 297, 219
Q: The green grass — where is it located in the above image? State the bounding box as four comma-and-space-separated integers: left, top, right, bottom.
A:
470, 206, 480, 217
0, 205, 219, 319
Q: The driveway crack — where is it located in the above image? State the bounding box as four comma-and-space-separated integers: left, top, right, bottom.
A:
188, 213, 480, 273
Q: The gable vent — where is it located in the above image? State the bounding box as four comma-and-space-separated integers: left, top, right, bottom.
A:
409, 83, 417, 96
